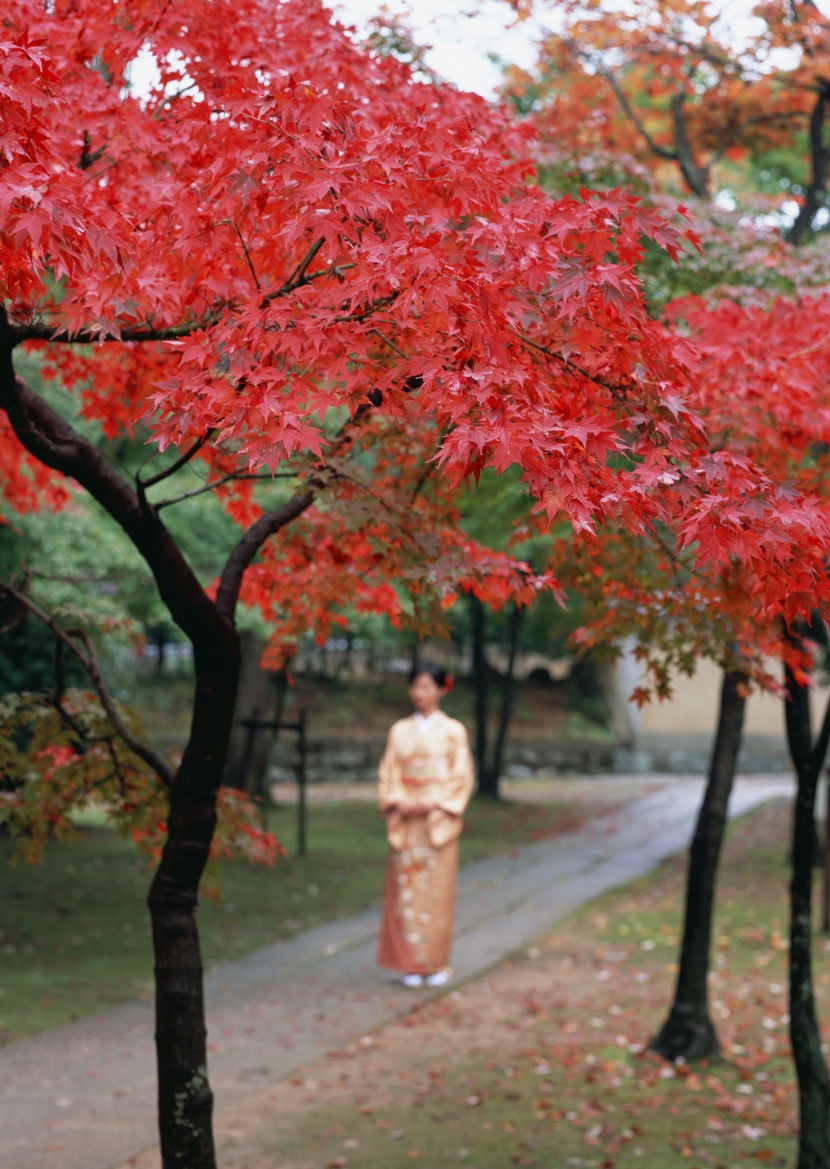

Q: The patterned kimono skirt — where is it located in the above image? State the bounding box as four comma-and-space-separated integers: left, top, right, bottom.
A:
377, 813, 458, 974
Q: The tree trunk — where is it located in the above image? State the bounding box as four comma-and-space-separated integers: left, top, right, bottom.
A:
787, 85, 830, 247
785, 662, 830, 1169
488, 602, 522, 801
148, 632, 241, 1169
471, 594, 497, 796
650, 668, 746, 1062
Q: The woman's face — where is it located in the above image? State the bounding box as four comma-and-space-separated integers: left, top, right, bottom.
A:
409, 673, 443, 715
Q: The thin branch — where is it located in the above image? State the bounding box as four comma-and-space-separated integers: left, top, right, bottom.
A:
235, 224, 262, 293
262, 238, 325, 306
370, 327, 408, 359
139, 431, 215, 489
599, 65, 677, 161
292, 237, 325, 285
0, 580, 173, 786
154, 469, 298, 510
51, 638, 90, 747
78, 131, 106, 171
215, 491, 315, 620
411, 462, 435, 502
331, 293, 398, 325
151, 82, 199, 120
9, 317, 211, 347
515, 329, 620, 397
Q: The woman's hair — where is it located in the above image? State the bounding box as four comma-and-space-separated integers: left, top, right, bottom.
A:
408, 660, 449, 688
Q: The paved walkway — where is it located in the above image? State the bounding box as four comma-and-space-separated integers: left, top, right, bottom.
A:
0, 776, 793, 1169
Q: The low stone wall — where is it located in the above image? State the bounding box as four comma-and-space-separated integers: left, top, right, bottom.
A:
268, 731, 792, 785
269, 736, 624, 785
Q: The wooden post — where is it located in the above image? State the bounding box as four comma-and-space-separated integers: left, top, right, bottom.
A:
297, 709, 307, 858
823, 771, 830, 934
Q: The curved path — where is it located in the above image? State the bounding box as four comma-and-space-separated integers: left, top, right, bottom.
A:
0, 775, 792, 1169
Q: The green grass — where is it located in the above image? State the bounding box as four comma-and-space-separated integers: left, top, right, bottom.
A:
0, 797, 588, 1045
231, 800, 804, 1169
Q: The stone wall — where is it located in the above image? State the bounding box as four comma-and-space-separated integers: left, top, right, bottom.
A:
269, 730, 792, 785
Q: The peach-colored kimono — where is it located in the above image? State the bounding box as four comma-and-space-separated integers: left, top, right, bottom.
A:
377, 711, 475, 974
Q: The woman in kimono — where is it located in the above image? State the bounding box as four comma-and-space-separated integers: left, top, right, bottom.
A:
377, 662, 475, 988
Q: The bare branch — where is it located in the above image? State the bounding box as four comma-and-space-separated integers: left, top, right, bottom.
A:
78, 131, 106, 171
235, 224, 262, 293
0, 319, 230, 654
151, 82, 199, 120
262, 238, 326, 305
597, 63, 677, 161
215, 490, 315, 620
154, 469, 298, 510
370, 327, 408, 359
9, 317, 211, 347
140, 431, 215, 489
0, 580, 174, 786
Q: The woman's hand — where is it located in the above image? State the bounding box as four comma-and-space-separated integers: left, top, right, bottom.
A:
393, 798, 434, 816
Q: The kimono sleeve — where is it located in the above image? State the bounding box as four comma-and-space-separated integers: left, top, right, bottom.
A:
435, 721, 475, 818
378, 723, 407, 813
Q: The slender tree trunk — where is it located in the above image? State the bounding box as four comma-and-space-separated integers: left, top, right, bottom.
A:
650, 668, 747, 1062
787, 84, 830, 247
488, 602, 522, 800
785, 662, 830, 1169
471, 594, 497, 796
148, 632, 241, 1169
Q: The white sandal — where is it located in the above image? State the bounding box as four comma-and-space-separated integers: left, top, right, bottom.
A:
400, 973, 424, 988
425, 967, 452, 987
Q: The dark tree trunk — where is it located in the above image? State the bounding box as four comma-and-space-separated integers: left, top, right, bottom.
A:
671, 92, 712, 199
650, 668, 747, 1062
470, 594, 497, 796
488, 602, 522, 799
0, 335, 316, 1169
148, 632, 240, 1168
787, 84, 830, 247
785, 659, 830, 1169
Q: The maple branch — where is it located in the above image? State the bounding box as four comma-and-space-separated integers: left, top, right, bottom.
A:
709, 110, 800, 165
51, 637, 90, 748
235, 224, 262, 293
215, 490, 315, 620
9, 251, 357, 349
154, 469, 297, 510
370, 327, 408, 359
212, 372, 412, 621
515, 329, 619, 396
151, 82, 199, 120
0, 311, 232, 656
0, 580, 173, 786
261, 238, 325, 305
8, 317, 211, 346
139, 431, 216, 489
78, 131, 106, 171
411, 461, 436, 501
644, 524, 686, 589
596, 63, 677, 162
332, 293, 398, 324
